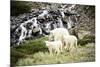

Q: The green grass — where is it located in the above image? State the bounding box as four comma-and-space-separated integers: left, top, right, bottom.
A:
11, 36, 95, 66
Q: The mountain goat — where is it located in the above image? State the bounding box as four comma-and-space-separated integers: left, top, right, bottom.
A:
45, 40, 63, 55
49, 28, 70, 50
49, 28, 69, 41
63, 35, 77, 53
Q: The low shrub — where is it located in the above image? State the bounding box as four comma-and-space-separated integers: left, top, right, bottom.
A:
78, 34, 95, 46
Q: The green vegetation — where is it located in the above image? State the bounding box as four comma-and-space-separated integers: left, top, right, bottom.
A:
78, 34, 95, 46
11, 36, 95, 66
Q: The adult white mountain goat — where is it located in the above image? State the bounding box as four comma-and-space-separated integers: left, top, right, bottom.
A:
49, 28, 69, 43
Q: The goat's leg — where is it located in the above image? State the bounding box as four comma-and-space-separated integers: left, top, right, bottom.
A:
56, 48, 60, 55
48, 47, 53, 55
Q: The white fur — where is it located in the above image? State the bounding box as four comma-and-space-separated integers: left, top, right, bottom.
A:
49, 28, 70, 52
63, 35, 77, 53
49, 28, 69, 41
45, 41, 63, 55
49, 28, 78, 53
